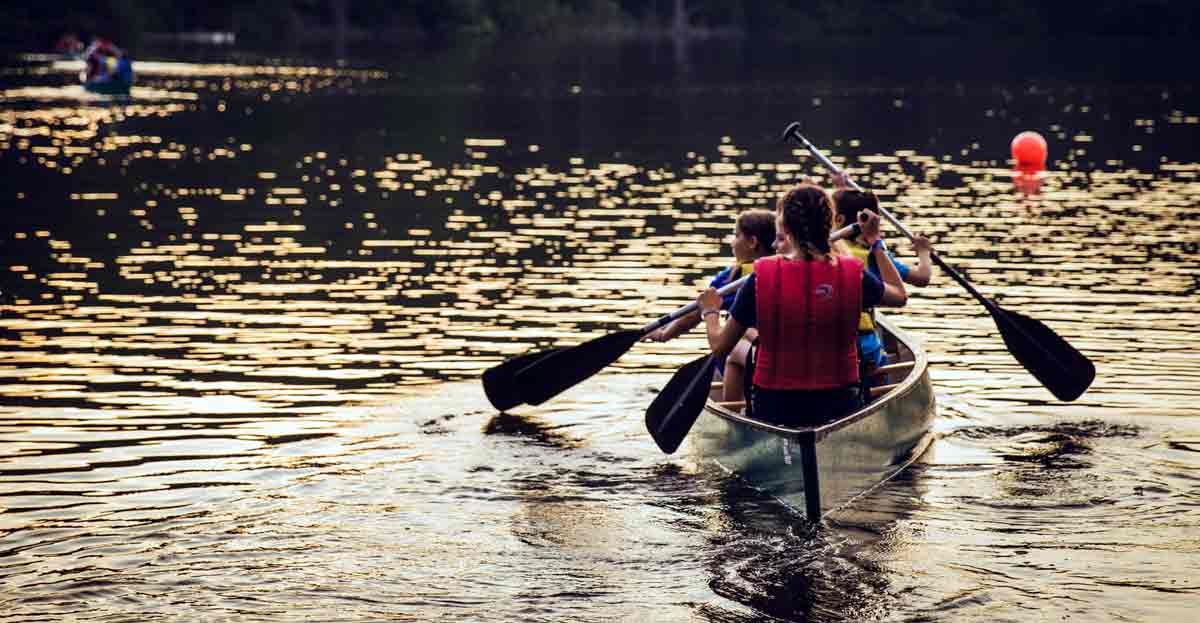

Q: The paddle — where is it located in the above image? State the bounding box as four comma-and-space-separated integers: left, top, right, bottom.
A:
509, 275, 750, 407
482, 347, 565, 412
781, 122, 1095, 402
644, 353, 719, 454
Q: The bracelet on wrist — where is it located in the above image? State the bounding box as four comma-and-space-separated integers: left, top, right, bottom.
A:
870, 239, 887, 253
701, 309, 720, 320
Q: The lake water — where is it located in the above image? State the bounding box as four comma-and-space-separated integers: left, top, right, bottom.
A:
1, 38, 1198, 621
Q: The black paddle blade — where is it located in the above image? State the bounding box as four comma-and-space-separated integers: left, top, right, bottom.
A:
780, 121, 802, 142
482, 347, 563, 412
514, 330, 644, 406
989, 303, 1095, 402
645, 354, 718, 454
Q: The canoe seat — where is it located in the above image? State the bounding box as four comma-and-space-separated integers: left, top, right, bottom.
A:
873, 361, 915, 378
710, 382, 723, 392
868, 383, 901, 399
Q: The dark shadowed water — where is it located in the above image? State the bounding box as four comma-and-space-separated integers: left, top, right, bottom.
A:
1, 37, 1198, 621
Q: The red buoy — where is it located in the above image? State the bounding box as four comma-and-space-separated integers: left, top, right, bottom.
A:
1011, 131, 1047, 172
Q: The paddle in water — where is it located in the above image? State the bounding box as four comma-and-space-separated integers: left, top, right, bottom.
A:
782, 122, 1095, 402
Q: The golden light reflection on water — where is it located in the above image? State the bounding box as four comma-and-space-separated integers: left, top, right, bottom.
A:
10, 79, 1200, 426
5, 126, 1198, 419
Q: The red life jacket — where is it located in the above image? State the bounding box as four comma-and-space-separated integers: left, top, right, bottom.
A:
752, 254, 864, 390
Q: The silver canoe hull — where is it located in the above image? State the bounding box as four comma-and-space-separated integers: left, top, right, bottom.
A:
689, 314, 936, 521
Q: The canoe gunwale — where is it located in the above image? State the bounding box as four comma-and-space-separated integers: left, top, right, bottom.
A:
703, 314, 928, 443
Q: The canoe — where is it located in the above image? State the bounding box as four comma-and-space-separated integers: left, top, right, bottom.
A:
688, 313, 935, 521
82, 57, 134, 96
83, 77, 132, 96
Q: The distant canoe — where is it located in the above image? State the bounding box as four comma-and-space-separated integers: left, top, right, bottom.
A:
82, 57, 134, 96
689, 314, 936, 521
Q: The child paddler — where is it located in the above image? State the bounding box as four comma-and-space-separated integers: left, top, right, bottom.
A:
831, 188, 933, 389
644, 209, 776, 401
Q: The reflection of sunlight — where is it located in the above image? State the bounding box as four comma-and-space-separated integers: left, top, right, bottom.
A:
97, 394, 272, 414
925, 433, 1003, 467
0, 86, 198, 102
3, 62, 1199, 437
48, 59, 388, 80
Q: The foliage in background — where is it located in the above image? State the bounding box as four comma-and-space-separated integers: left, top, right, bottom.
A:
2, 0, 1199, 49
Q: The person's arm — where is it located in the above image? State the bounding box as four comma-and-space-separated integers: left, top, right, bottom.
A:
860, 210, 907, 307
646, 268, 733, 341
904, 234, 934, 286
698, 288, 747, 358
643, 311, 701, 342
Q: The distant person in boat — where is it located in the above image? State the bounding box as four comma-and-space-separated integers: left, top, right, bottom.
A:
82, 37, 127, 83
644, 209, 775, 402
831, 187, 934, 387
697, 183, 908, 427
54, 33, 84, 57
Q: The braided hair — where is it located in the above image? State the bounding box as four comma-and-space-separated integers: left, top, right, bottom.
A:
776, 183, 833, 257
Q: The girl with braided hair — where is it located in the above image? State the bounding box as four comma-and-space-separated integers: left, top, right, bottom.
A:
695, 183, 907, 427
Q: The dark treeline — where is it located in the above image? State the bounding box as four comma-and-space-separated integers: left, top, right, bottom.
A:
4, 0, 1200, 49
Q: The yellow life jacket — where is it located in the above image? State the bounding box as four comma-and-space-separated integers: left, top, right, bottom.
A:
715, 261, 756, 307
845, 241, 875, 332
734, 261, 755, 279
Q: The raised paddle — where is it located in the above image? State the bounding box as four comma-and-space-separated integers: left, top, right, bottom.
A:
781, 122, 1095, 402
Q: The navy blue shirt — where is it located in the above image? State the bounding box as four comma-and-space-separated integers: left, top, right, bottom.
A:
729, 270, 884, 328
708, 266, 742, 310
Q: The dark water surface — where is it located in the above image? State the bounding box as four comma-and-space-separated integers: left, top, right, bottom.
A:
2, 39, 1199, 621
